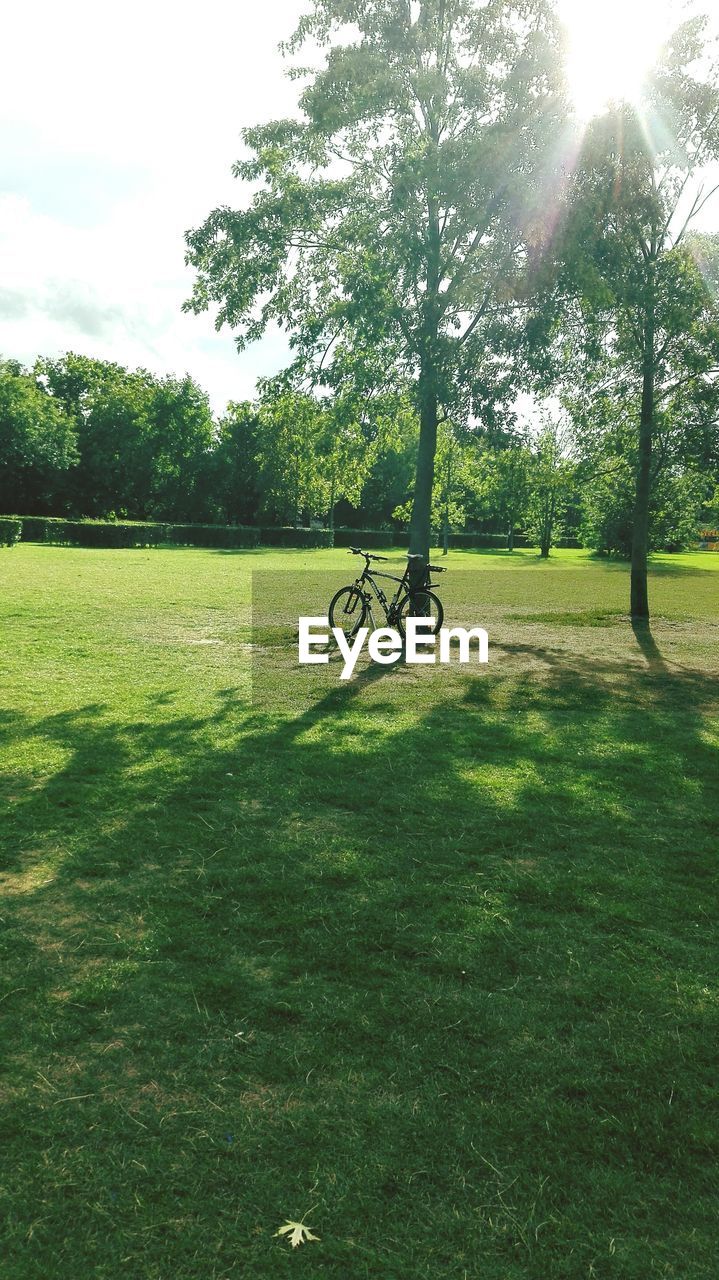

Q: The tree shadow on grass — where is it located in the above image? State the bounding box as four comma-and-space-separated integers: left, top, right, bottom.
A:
631, 619, 668, 673
1, 636, 718, 1278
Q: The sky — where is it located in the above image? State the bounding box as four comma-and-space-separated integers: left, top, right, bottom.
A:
0, 0, 305, 411
1, 0, 717, 414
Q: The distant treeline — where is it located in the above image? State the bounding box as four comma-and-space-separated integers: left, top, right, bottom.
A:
1, 352, 716, 555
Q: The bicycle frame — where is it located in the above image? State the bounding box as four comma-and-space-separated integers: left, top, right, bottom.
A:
353, 564, 407, 627
352, 559, 441, 627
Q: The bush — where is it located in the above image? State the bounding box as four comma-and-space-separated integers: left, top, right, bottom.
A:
165, 524, 260, 549
17, 517, 261, 549
260, 527, 334, 548
392, 530, 452, 549
581, 462, 705, 556
0, 517, 22, 546
10, 517, 574, 553
63, 521, 170, 548
19, 516, 70, 542
333, 528, 391, 549
445, 532, 529, 549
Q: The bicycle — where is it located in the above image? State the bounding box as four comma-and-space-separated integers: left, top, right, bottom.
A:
328, 548, 446, 640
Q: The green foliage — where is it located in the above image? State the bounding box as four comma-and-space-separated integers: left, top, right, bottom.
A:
357, 410, 419, 528
185, 0, 568, 554
166, 524, 260, 549
0, 360, 77, 514
254, 392, 330, 524
212, 401, 262, 525
332, 528, 390, 548
16, 515, 71, 542
17, 518, 259, 550
482, 437, 533, 547
524, 419, 576, 558
62, 521, 171, 548
394, 420, 491, 541
580, 457, 636, 556
144, 374, 216, 522
0, 516, 22, 546
581, 461, 707, 555
38, 353, 216, 522
701, 481, 719, 528
558, 20, 719, 612
259, 526, 334, 548
443, 530, 529, 549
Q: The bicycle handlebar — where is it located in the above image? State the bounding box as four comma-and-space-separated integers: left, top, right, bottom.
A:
349, 547, 388, 562
349, 547, 445, 572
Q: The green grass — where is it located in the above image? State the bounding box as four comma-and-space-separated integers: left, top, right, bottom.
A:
1, 544, 717, 1278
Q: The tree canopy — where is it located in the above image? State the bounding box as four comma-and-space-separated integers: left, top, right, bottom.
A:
184, 0, 568, 573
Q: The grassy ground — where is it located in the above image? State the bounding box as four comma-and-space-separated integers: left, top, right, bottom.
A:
1, 544, 717, 1279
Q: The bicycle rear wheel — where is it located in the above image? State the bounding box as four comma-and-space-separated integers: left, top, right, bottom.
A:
395, 590, 443, 639
328, 585, 368, 639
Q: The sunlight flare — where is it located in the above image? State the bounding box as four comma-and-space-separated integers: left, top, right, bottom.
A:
559, 0, 676, 120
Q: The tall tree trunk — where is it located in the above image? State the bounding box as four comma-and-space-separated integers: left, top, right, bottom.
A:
540, 495, 554, 558
442, 450, 450, 556
328, 476, 335, 531
507, 524, 514, 552
408, 361, 438, 589
409, 149, 441, 591
631, 278, 655, 620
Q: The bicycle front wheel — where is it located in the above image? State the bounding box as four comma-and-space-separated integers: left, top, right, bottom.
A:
395, 590, 443, 640
328, 585, 368, 639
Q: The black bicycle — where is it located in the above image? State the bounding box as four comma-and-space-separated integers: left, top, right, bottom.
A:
329, 548, 446, 640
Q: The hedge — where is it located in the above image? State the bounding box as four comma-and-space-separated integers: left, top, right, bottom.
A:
19, 516, 70, 543
333, 527, 393, 549
16, 518, 261, 549
442, 531, 530, 549
64, 521, 170, 548
0, 517, 22, 546
163, 524, 260, 549
259, 527, 334, 548
8, 517, 580, 552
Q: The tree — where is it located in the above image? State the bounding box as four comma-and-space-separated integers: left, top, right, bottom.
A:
40, 354, 216, 521
316, 391, 382, 530
184, 0, 566, 582
213, 401, 262, 525
563, 18, 719, 617
0, 360, 77, 514
144, 375, 216, 522
576, 403, 713, 556
355, 398, 420, 528
40, 354, 157, 517
393, 417, 488, 551
525, 415, 574, 557
484, 432, 532, 550
254, 391, 330, 525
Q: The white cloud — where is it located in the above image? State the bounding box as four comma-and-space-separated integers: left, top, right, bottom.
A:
0, 2, 306, 409
4, 1, 718, 413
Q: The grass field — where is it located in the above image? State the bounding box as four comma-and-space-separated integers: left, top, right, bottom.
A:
1, 544, 718, 1279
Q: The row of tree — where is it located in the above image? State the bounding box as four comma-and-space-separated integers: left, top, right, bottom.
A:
2, 350, 716, 554
0, 355, 214, 524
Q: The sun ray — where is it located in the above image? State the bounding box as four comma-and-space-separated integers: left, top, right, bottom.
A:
558, 0, 676, 122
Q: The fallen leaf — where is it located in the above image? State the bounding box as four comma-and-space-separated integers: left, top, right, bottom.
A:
275, 1220, 320, 1248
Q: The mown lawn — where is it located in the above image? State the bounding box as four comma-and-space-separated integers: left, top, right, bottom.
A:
1, 544, 717, 1279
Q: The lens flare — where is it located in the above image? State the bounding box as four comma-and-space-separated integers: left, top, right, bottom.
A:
558, 0, 675, 121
